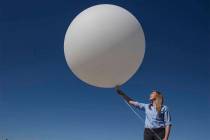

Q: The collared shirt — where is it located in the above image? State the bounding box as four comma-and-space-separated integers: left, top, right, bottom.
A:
136, 102, 172, 128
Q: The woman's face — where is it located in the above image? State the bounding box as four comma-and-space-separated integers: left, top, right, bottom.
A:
150, 92, 158, 101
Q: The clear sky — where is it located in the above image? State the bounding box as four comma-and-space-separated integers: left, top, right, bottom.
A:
0, 0, 209, 140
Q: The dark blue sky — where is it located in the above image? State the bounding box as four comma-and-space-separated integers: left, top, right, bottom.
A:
0, 0, 209, 140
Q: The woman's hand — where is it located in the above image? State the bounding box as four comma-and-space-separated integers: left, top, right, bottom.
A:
115, 85, 124, 96
115, 85, 120, 91
162, 137, 168, 140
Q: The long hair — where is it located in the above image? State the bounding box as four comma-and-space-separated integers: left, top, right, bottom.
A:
150, 90, 164, 113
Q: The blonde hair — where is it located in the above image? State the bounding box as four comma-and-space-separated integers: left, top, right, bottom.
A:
151, 91, 164, 113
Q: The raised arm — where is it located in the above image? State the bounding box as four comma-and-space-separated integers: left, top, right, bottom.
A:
115, 85, 140, 108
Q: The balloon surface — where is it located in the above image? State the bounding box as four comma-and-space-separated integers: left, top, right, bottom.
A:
64, 4, 145, 88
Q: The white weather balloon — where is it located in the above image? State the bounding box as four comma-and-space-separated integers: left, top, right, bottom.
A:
64, 4, 145, 88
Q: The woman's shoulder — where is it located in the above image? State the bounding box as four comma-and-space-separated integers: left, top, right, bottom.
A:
161, 105, 170, 111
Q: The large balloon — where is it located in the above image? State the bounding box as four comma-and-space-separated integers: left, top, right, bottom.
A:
64, 4, 145, 88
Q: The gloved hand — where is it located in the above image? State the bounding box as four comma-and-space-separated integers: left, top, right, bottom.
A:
115, 85, 124, 96
115, 85, 120, 91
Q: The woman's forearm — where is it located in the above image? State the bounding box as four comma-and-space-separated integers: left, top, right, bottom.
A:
115, 87, 141, 108
116, 88, 133, 102
164, 125, 171, 140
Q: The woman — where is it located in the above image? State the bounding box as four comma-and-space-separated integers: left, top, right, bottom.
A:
115, 86, 172, 140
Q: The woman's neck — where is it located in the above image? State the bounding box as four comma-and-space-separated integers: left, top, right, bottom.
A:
152, 102, 156, 107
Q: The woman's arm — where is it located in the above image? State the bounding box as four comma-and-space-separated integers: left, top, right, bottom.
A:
163, 107, 172, 140
163, 125, 171, 140
115, 86, 139, 107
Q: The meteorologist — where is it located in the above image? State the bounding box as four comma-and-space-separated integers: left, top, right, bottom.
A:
115, 86, 172, 140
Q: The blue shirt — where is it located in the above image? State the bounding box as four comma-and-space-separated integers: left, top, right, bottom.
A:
137, 102, 172, 128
